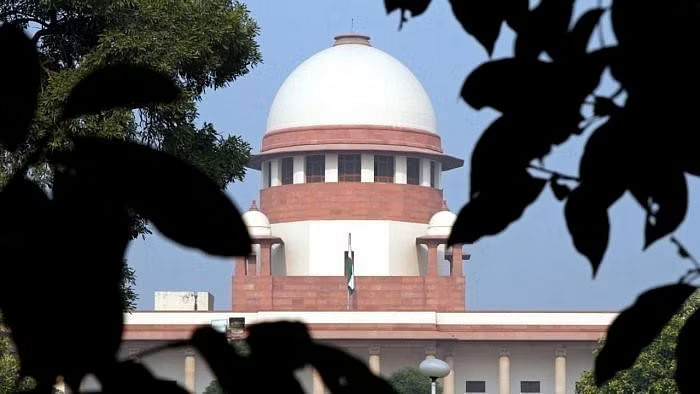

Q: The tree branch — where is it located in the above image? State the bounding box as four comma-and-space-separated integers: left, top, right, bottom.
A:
528, 164, 580, 182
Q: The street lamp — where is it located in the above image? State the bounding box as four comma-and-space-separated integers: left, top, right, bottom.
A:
419, 358, 450, 394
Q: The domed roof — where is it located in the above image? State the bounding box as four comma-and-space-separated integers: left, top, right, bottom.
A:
266, 34, 437, 134
427, 208, 457, 236
242, 201, 271, 236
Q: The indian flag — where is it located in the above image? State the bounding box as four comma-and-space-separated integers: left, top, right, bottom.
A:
344, 250, 355, 294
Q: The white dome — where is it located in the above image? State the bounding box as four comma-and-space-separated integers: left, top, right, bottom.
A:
427, 210, 457, 236
266, 35, 437, 134
242, 209, 271, 237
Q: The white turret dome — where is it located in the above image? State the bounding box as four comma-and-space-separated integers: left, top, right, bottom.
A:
266, 34, 437, 134
242, 201, 271, 237
427, 210, 457, 236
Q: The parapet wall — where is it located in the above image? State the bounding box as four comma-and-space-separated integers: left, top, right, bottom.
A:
232, 275, 465, 312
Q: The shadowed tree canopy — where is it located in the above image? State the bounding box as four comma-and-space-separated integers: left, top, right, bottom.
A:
576, 294, 700, 393
389, 367, 442, 394
0, 0, 261, 189
0, 0, 261, 311
385, 0, 700, 392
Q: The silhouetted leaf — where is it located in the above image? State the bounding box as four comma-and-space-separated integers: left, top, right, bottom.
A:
567, 9, 605, 56
593, 96, 621, 117
449, 171, 546, 245
629, 170, 687, 249
595, 284, 697, 386
449, 0, 529, 55
0, 23, 40, 151
564, 185, 609, 275
310, 344, 397, 394
52, 137, 251, 257
101, 361, 190, 393
385, 0, 431, 16
579, 117, 627, 207
550, 177, 571, 201
62, 64, 181, 119
676, 307, 700, 393
190, 327, 253, 393
514, 0, 574, 59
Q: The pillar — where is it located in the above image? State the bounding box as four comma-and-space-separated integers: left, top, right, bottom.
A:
293, 155, 305, 184
444, 354, 455, 394
395, 156, 407, 184
325, 153, 338, 182
369, 346, 381, 375
420, 158, 431, 187
498, 350, 510, 394
184, 352, 196, 394
427, 242, 438, 277
451, 244, 463, 277
246, 253, 256, 276
235, 256, 246, 276
425, 344, 437, 360
361, 153, 374, 182
555, 348, 567, 394
260, 243, 271, 276
270, 158, 281, 186
312, 368, 325, 394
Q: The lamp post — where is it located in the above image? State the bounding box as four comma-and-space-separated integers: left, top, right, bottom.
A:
419, 358, 450, 394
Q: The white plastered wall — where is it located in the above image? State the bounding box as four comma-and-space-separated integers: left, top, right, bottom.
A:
271, 220, 429, 276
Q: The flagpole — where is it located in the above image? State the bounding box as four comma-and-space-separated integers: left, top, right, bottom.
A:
347, 233, 351, 311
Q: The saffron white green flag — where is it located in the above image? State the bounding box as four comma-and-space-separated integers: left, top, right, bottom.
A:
345, 251, 355, 294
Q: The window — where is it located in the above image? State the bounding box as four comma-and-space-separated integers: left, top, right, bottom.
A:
281, 157, 294, 185
266, 161, 272, 188
306, 155, 325, 183
465, 381, 486, 393
430, 160, 436, 188
338, 154, 361, 182
406, 157, 420, 185
520, 381, 540, 393
374, 155, 394, 183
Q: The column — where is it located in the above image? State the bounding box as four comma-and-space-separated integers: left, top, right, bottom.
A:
235, 256, 246, 276
312, 368, 325, 394
325, 153, 338, 182
436, 161, 443, 189
425, 343, 437, 360
246, 253, 256, 276
369, 346, 381, 375
260, 242, 271, 276
420, 158, 431, 187
427, 242, 438, 277
184, 352, 196, 394
361, 153, 374, 182
293, 155, 305, 184
498, 350, 510, 394
451, 244, 463, 277
270, 158, 281, 186
395, 156, 407, 184
444, 354, 455, 394
555, 347, 567, 394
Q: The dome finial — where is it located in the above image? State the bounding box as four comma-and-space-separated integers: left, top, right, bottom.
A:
333, 34, 371, 47
249, 200, 259, 211
441, 200, 448, 211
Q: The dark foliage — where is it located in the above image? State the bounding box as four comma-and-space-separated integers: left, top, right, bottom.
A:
0, 21, 395, 394
386, 0, 700, 391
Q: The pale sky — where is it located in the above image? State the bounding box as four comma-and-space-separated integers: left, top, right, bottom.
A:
127, 0, 697, 311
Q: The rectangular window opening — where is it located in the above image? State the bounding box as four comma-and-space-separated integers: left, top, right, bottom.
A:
338, 154, 361, 182
305, 155, 325, 183
465, 380, 486, 393
374, 155, 394, 183
430, 160, 436, 188
520, 381, 541, 393
407, 157, 420, 185
281, 157, 294, 185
